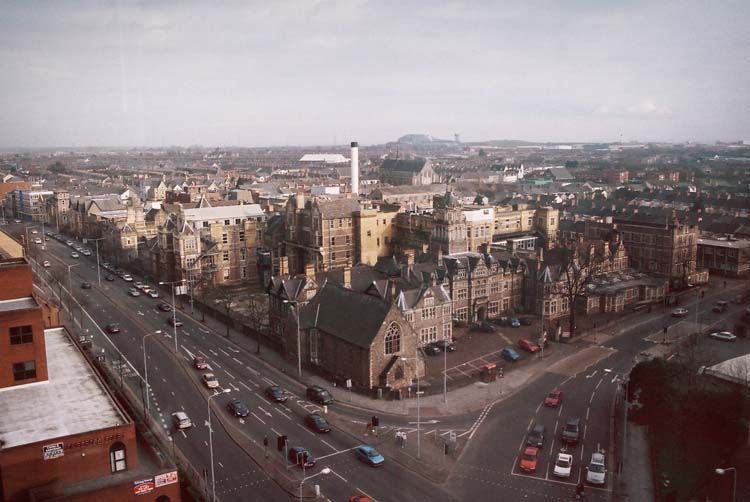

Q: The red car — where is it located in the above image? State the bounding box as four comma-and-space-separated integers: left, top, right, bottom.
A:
193, 356, 208, 370
518, 339, 541, 353
519, 446, 539, 472
544, 388, 562, 407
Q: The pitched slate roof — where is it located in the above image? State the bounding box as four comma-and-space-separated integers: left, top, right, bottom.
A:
314, 198, 361, 219
299, 283, 393, 349
381, 158, 428, 173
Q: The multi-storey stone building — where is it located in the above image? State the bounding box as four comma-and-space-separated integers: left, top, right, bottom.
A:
379, 158, 441, 186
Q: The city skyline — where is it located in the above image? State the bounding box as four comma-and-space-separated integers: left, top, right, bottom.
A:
1, 0, 747, 148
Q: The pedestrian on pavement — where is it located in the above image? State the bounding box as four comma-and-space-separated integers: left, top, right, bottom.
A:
575, 482, 585, 498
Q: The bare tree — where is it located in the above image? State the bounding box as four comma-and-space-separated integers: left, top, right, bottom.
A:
246, 293, 269, 354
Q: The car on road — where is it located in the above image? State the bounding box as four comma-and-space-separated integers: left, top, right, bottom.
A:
81, 282, 92, 289
544, 388, 563, 407
202, 373, 219, 389
128, 288, 140, 297
122, 274, 133, 282
106, 274, 116, 281
42, 260, 51, 268
81, 249, 91, 256
31, 229, 38, 234
306, 385, 333, 405
349, 496, 374, 502
712, 301, 729, 313
172, 411, 192, 429
34, 237, 42, 244
519, 446, 539, 472
671, 307, 689, 317
510, 317, 521, 328
65, 240, 73, 246
354, 445, 384, 467
431, 339, 456, 352
553, 451, 573, 478
226, 398, 250, 417
501, 346, 522, 362
159, 303, 172, 312
562, 417, 581, 444
735, 295, 748, 304
147, 290, 159, 298
14, 219, 21, 223
142, 285, 153, 293
105, 323, 120, 334
134, 281, 144, 290
519, 317, 533, 326
304, 413, 331, 433
471, 321, 497, 333
70, 252, 79, 258
422, 344, 441, 356
518, 338, 541, 353
167, 317, 183, 327
289, 446, 316, 468
586, 452, 607, 485
708, 331, 737, 342
526, 424, 545, 447
193, 356, 208, 369
265, 385, 288, 403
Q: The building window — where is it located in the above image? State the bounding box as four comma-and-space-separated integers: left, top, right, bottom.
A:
109, 442, 127, 473
456, 289, 468, 300
420, 326, 438, 344
367, 230, 372, 237
384, 322, 402, 355
443, 323, 452, 340
12, 360, 36, 381
223, 251, 229, 261
10, 325, 33, 345
422, 306, 435, 320
239, 231, 245, 241
331, 236, 335, 246
222, 233, 228, 244
203, 221, 209, 228
405, 311, 413, 322
488, 301, 499, 316
224, 219, 230, 225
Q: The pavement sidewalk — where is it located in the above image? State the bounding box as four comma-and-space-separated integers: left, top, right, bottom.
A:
619, 424, 654, 502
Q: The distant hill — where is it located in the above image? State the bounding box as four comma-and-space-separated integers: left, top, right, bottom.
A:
468, 139, 540, 147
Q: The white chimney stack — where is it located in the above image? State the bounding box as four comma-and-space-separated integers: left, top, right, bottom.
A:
350, 141, 359, 195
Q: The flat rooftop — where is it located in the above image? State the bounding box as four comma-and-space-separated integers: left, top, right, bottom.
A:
0, 327, 128, 449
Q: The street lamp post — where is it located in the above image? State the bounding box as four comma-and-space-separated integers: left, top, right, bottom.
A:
142, 330, 162, 417
402, 355, 422, 460
299, 467, 331, 501
208, 388, 231, 502
283, 299, 302, 380
716, 467, 737, 502
605, 368, 630, 477
67, 263, 79, 310
87, 237, 104, 288
159, 280, 184, 354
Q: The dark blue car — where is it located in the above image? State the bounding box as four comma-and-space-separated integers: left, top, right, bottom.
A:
501, 347, 522, 362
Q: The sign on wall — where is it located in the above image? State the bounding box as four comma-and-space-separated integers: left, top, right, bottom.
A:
42, 442, 64, 460
154, 470, 178, 487
133, 478, 155, 495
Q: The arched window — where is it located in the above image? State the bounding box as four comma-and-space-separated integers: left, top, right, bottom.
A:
384, 323, 401, 355
109, 442, 127, 473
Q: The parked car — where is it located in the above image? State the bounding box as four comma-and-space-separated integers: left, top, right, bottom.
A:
306, 385, 334, 405
193, 356, 208, 369
519, 317, 533, 326
471, 321, 497, 333
304, 413, 331, 433
562, 417, 581, 444
159, 303, 172, 312
42, 260, 51, 267
712, 301, 729, 313
544, 388, 563, 407
586, 452, 607, 485
265, 385, 288, 403
553, 451, 573, 478
510, 317, 521, 328
65, 240, 73, 246
526, 424, 545, 447
518, 339, 541, 353
122, 274, 133, 282
70, 252, 79, 259
671, 307, 689, 317
167, 317, 183, 327
708, 331, 737, 342
81, 282, 92, 289
81, 249, 91, 256
128, 288, 140, 297
106, 274, 116, 281
134, 281, 144, 290
734, 295, 748, 304
422, 344, 441, 356
202, 373, 219, 389
431, 339, 456, 352
501, 347, 522, 362
354, 445, 384, 467
226, 398, 250, 417
34, 237, 42, 244
289, 447, 316, 468
349, 496, 374, 502
141, 285, 153, 293
519, 446, 539, 472
147, 290, 159, 298
172, 411, 192, 429
105, 323, 120, 334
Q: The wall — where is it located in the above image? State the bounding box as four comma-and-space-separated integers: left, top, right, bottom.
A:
0, 305, 49, 387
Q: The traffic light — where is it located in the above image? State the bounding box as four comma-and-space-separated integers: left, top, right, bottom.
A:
277, 434, 287, 451
372, 415, 379, 427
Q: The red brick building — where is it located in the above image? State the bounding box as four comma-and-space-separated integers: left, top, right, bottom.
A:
0, 249, 180, 501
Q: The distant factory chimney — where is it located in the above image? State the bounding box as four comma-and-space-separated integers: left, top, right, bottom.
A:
454, 133, 461, 143
350, 141, 359, 195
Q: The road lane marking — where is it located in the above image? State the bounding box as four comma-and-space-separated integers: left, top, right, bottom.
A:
257, 406, 272, 418
595, 378, 603, 390
275, 408, 291, 420
262, 377, 277, 386
251, 412, 266, 425
320, 439, 336, 451
209, 349, 218, 356
239, 382, 253, 391
589, 392, 596, 404
271, 428, 282, 436
225, 370, 236, 380
219, 348, 230, 357
246, 366, 260, 376
586, 407, 591, 420
229, 383, 240, 391
218, 461, 224, 468
316, 446, 358, 460
213, 362, 222, 369
198, 350, 209, 358
297, 423, 315, 436
232, 357, 243, 364
180, 430, 187, 438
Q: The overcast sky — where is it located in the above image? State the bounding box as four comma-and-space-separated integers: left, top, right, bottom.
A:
1, 0, 747, 148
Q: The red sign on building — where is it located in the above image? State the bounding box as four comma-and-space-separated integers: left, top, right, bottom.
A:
133, 478, 155, 495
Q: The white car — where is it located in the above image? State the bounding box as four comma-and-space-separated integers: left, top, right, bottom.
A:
70, 252, 79, 259
203, 373, 219, 389
122, 274, 133, 282
708, 331, 737, 342
34, 237, 42, 244
42, 260, 51, 268
31, 229, 38, 234
134, 281, 144, 290
128, 288, 141, 297
586, 452, 607, 485
671, 307, 689, 317
553, 452, 573, 478
172, 411, 193, 429
147, 290, 159, 298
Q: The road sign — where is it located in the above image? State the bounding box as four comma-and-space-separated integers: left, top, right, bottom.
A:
346, 379, 352, 389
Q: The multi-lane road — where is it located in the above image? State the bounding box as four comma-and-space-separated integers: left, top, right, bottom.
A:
11, 222, 749, 501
